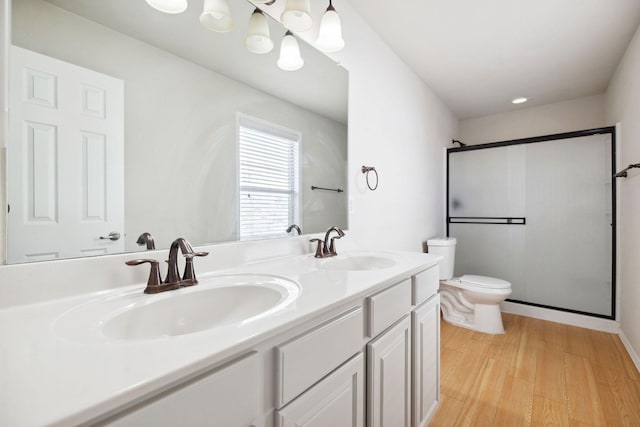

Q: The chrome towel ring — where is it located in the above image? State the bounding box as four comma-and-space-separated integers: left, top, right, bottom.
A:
361, 165, 378, 191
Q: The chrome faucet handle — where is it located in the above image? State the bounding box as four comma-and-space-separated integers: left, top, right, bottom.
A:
126, 259, 179, 294
182, 251, 209, 285
309, 238, 325, 258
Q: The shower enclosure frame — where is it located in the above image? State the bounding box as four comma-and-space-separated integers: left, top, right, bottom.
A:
446, 127, 617, 320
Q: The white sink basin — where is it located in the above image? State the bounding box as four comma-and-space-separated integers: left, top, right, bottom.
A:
54, 274, 300, 341
319, 255, 396, 271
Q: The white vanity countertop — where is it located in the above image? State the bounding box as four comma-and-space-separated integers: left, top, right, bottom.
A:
0, 250, 440, 426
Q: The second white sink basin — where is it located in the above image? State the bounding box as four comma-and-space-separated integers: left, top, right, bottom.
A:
54, 274, 300, 341
319, 255, 396, 271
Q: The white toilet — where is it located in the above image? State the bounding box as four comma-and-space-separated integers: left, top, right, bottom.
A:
427, 237, 512, 334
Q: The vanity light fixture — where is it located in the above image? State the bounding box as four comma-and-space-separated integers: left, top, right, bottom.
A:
512, 97, 528, 104
245, 9, 274, 54
145, 0, 188, 14
316, 0, 344, 52
200, 0, 234, 32
281, 0, 313, 32
277, 31, 304, 71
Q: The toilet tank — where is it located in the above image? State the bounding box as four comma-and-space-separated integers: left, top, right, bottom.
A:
427, 237, 457, 280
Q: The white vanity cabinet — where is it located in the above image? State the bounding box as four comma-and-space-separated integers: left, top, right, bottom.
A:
86, 261, 440, 427
367, 315, 412, 427
101, 352, 260, 427
412, 295, 440, 427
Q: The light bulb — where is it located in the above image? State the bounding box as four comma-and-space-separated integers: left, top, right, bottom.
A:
245, 9, 274, 54
145, 0, 188, 14
281, 0, 312, 32
316, 1, 344, 52
277, 32, 304, 71
200, 0, 234, 32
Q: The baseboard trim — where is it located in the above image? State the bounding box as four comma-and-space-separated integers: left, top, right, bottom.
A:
501, 301, 620, 333
618, 329, 640, 374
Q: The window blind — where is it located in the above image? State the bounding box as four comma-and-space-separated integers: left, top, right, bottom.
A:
238, 119, 300, 240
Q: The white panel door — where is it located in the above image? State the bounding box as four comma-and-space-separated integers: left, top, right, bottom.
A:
412, 295, 440, 427
8, 45, 124, 263
367, 316, 411, 427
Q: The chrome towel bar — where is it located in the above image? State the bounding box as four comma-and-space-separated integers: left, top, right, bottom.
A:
614, 163, 640, 178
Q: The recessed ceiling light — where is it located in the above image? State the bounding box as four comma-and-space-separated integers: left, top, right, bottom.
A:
512, 97, 528, 104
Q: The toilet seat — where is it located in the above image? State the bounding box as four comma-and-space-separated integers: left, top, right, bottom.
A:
441, 275, 511, 293
460, 275, 511, 290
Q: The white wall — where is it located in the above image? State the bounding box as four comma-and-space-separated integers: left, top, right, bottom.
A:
315, 3, 458, 251
459, 94, 606, 145
606, 24, 640, 361
11, 0, 347, 251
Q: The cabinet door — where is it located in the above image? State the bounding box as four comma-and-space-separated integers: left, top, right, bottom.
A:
276, 353, 364, 427
100, 352, 260, 427
412, 295, 440, 427
367, 316, 412, 427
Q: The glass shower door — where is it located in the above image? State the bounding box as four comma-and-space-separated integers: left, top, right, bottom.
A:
448, 131, 614, 318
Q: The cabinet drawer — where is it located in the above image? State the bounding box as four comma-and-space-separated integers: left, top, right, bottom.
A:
368, 279, 412, 337
276, 353, 364, 427
275, 307, 363, 407
412, 266, 439, 306
101, 352, 259, 427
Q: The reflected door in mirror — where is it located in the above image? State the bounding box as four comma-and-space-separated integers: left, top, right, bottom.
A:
7, 46, 125, 263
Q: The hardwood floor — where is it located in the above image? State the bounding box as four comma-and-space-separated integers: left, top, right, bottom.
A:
429, 313, 640, 426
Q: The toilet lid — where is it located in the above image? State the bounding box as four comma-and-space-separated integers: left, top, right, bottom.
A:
460, 275, 511, 289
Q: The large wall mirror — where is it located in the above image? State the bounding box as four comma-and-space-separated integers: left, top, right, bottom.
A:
7, 0, 348, 264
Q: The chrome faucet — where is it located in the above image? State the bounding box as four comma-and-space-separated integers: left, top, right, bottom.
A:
126, 237, 208, 294
286, 224, 302, 235
136, 232, 155, 250
310, 226, 345, 258
165, 238, 194, 285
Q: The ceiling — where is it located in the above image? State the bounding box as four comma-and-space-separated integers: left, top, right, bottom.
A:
346, 0, 640, 119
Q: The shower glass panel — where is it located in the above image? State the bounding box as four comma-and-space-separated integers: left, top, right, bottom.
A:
447, 130, 615, 318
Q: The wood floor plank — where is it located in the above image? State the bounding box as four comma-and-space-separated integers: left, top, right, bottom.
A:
430, 315, 640, 427
531, 396, 569, 427
562, 324, 594, 358
588, 329, 622, 370
542, 320, 565, 350
534, 344, 566, 403
428, 393, 464, 427
611, 334, 640, 382
493, 375, 534, 427
440, 346, 465, 392
595, 366, 640, 426
563, 352, 607, 425
442, 337, 490, 402
455, 358, 505, 426
508, 325, 538, 382
441, 323, 474, 352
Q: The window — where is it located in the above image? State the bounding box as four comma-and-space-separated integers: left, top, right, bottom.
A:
237, 115, 300, 240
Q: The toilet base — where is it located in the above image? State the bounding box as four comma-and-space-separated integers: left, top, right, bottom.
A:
440, 285, 507, 334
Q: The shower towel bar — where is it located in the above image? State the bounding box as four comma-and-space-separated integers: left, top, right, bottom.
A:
449, 216, 526, 225
311, 186, 343, 193
614, 163, 640, 178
